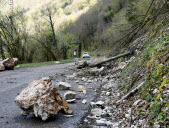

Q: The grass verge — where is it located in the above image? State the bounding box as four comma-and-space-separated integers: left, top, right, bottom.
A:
15, 58, 90, 69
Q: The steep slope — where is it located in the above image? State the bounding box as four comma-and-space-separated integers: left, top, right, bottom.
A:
115, 18, 169, 127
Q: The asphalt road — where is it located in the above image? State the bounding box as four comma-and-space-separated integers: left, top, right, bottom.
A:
0, 63, 100, 128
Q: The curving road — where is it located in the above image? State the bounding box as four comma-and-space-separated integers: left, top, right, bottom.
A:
0, 63, 100, 128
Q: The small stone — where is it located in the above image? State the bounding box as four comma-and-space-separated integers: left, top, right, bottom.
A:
96, 119, 107, 126
84, 118, 88, 122
58, 82, 71, 90
90, 102, 96, 107
87, 80, 93, 83
113, 123, 120, 127
133, 99, 141, 106
125, 114, 130, 119
66, 73, 77, 78
21, 111, 27, 116
106, 121, 113, 126
82, 77, 87, 81
117, 93, 120, 97
82, 99, 87, 104
95, 101, 104, 106
63, 115, 73, 117
153, 89, 158, 94
91, 108, 103, 117
106, 92, 111, 96
77, 85, 86, 92
66, 99, 76, 103
64, 91, 76, 100
83, 90, 87, 94
66, 109, 73, 115
75, 81, 79, 83
105, 98, 111, 104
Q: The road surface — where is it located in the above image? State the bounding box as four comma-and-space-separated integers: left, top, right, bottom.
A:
0, 63, 100, 128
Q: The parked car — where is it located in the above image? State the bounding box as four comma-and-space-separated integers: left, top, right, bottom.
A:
82, 52, 90, 58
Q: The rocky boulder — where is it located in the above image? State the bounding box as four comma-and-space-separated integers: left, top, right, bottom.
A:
0, 63, 5, 71
15, 77, 69, 121
2, 58, 18, 70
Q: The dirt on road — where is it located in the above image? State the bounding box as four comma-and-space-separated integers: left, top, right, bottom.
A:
0, 63, 101, 128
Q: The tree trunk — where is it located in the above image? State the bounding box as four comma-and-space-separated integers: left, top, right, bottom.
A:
90, 50, 134, 67
0, 39, 5, 59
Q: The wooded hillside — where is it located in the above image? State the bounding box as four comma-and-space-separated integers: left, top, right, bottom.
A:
0, 0, 168, 63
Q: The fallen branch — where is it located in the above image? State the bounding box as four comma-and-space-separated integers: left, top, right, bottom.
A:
117, 82, 144, 103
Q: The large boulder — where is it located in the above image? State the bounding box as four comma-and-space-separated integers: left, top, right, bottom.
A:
15, 77, 69, 121
2, 58, 18, 70
0, 63, 5, 71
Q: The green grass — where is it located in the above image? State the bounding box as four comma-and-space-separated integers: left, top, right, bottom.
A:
15, 59, 73, 69
15, 58, 90, 69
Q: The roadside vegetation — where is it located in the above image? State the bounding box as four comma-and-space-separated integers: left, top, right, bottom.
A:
14, 58, 90, 69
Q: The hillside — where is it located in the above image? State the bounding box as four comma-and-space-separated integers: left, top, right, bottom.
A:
1, 0, 98, 30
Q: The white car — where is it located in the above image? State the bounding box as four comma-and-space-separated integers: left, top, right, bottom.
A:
82, 52, 90, 58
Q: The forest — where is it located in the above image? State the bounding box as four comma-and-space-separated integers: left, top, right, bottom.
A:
0, 0, 168, 63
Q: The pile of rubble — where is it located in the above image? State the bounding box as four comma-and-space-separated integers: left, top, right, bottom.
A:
0, 58, 18, 71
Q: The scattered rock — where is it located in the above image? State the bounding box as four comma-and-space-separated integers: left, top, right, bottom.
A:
64, 91, 76, 100
103, 82, 119, 89
2, 58, 18, 70
82, 77, 87, 81
125, 114, 130, 119
0, 63, 5, 71
96, 119, 107, 126
106, 92, 111, 96
63, 115, 74, 117
88, 67, 106, 76
66, 73, 77, 78
77, 85, 86, 92
113, 62, 127, 71
58, 82, 71, 90
83, 90, 87, 94
77, 61, 89, 69
153, 88, 158, 94
15, 77, 69, 121
133, 99, 141, 106
82, 99, 87, 104
95, 101, 104, 106
91, 108, 103, 117
66, 109, 73, 115
87, 80, 93, 83
66, 99, 76, 103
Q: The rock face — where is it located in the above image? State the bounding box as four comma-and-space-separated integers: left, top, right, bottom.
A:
2, 58, 18, 70
15, 77, 69, 121
58, 82, 71, 90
